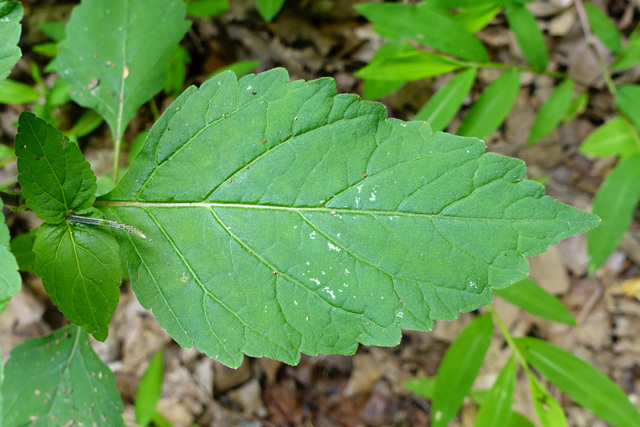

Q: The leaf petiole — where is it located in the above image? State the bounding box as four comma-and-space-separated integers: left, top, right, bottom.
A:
66, 214, 146, 240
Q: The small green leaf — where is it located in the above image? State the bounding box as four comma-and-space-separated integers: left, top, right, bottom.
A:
164, 45, 191, 96
57, 0, 191, 142
128, 129, 150, 164
99, 68, 598, 368
34, 221, 122, 341
354, 51, 463, 81
431, 314, 493, 427
429, 0, 504, 8
587, 155, 640, 275
509, 412, 537, 427
9, 227, 38, 272
611, 37, 640, 71
584, 2, 622, 53
0, 0, 22, 81
404, 376, 436, 399
563, 92, 588, 124
255, 0, 286, 21
458, 69, 520, 139
494, 279, 576, 325
66, 110, 104, 141
474, 357, 516, 427
527, 79, 574, 145
135, 350, 164, 427
187, 0, 229, 17
0, 199, 21, 313
616, 84, 640, 130
517, 337, 640, 427
527, 372, 569, 427
415, 68, 477, 132
505, 2, 548, 71
0, 79, 40, 104
356, 3, 489, 62
450, 3, 502, 34
2, 325, 125, 426
33, 42, 58, 57
211, 59, 261, 78
362, 41, 414, 100
39, 21, 66, 42
579, 117, 640, 159
16, 112, 97, 224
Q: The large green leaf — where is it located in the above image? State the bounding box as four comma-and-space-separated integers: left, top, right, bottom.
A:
517, 337, 640, 427
0, 0, 22, 81
505, 2, 548, 71
415, 68, 477, 132
57, 0, 190, 147
16, 112, 97, 224
432, 313, 493, 427
458, 69, 520, 139
0, 199, 21, 313
2, 325, 125, 426
34, 222, 122, 341
356, 3, 489, 62
97, 69, 598, 368
587, 155, 640, 275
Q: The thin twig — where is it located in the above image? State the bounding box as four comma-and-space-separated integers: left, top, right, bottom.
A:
574, 0, 617, 96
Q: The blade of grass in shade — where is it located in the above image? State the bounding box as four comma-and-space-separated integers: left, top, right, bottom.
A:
255, 0, 285, 21
403, 376, 435, 399
474, 357, 516, 427
563, 92, 588, 124
505, 2, 548, 71
431, 314, 493, 427
527, 79, 574, 145
584, 2, 622, 53
509, 412, 536, 427
186, 0, 228, 17
135, 350, 164, 427
494, 279, 576, 325
362, 41, 415, 100
0, 80, 40, 104
517, 337, 640, 427
616, 84, 640, 129
415, 68, 477, 131
579, 117, 640, 159
587, 155, 640, 275
457, 69, 520, 139
450, 3, 502, 33
527, 372, 569, 427
355, 51, 464, 81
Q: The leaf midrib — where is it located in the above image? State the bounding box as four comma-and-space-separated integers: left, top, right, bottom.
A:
94, 200, 583, 224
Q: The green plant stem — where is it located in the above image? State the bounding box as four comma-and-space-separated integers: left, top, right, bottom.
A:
476, 62, 567, 79
150, 98, 160, 121
574, 0, 617, 96
488, 305, 535, 377
0, 191, 27, 210
113, 133, 122, 184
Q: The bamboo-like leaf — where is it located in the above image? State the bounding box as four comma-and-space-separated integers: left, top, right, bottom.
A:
517, 337, 640, 427
0, 199, 20, 313
356, 3, 489, 62
355, 51, 463, 82
587, 155, 640, 275
0, 0, 22, 81
494, 279, 576, 325
527, 372, 569, 427
2, 325, 125, 426
611, 37, 640, 71
362, 41, 414, 100
458, 70, 520, 139
255, 0, 286, 21
431, 314, 493, 427
415, 68, 477, 132
57, 0, 190, 158
474, 357, 516, 427
616, 84, 640, 130
505, 2, 549, 71
527, 79, 574, 145
563, 92, 588, 124
579, 117, 640, 159
97, 69, 598, 367
0, 79, 40, 104
135, 350, 164, 427
584, 2, 622, 53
